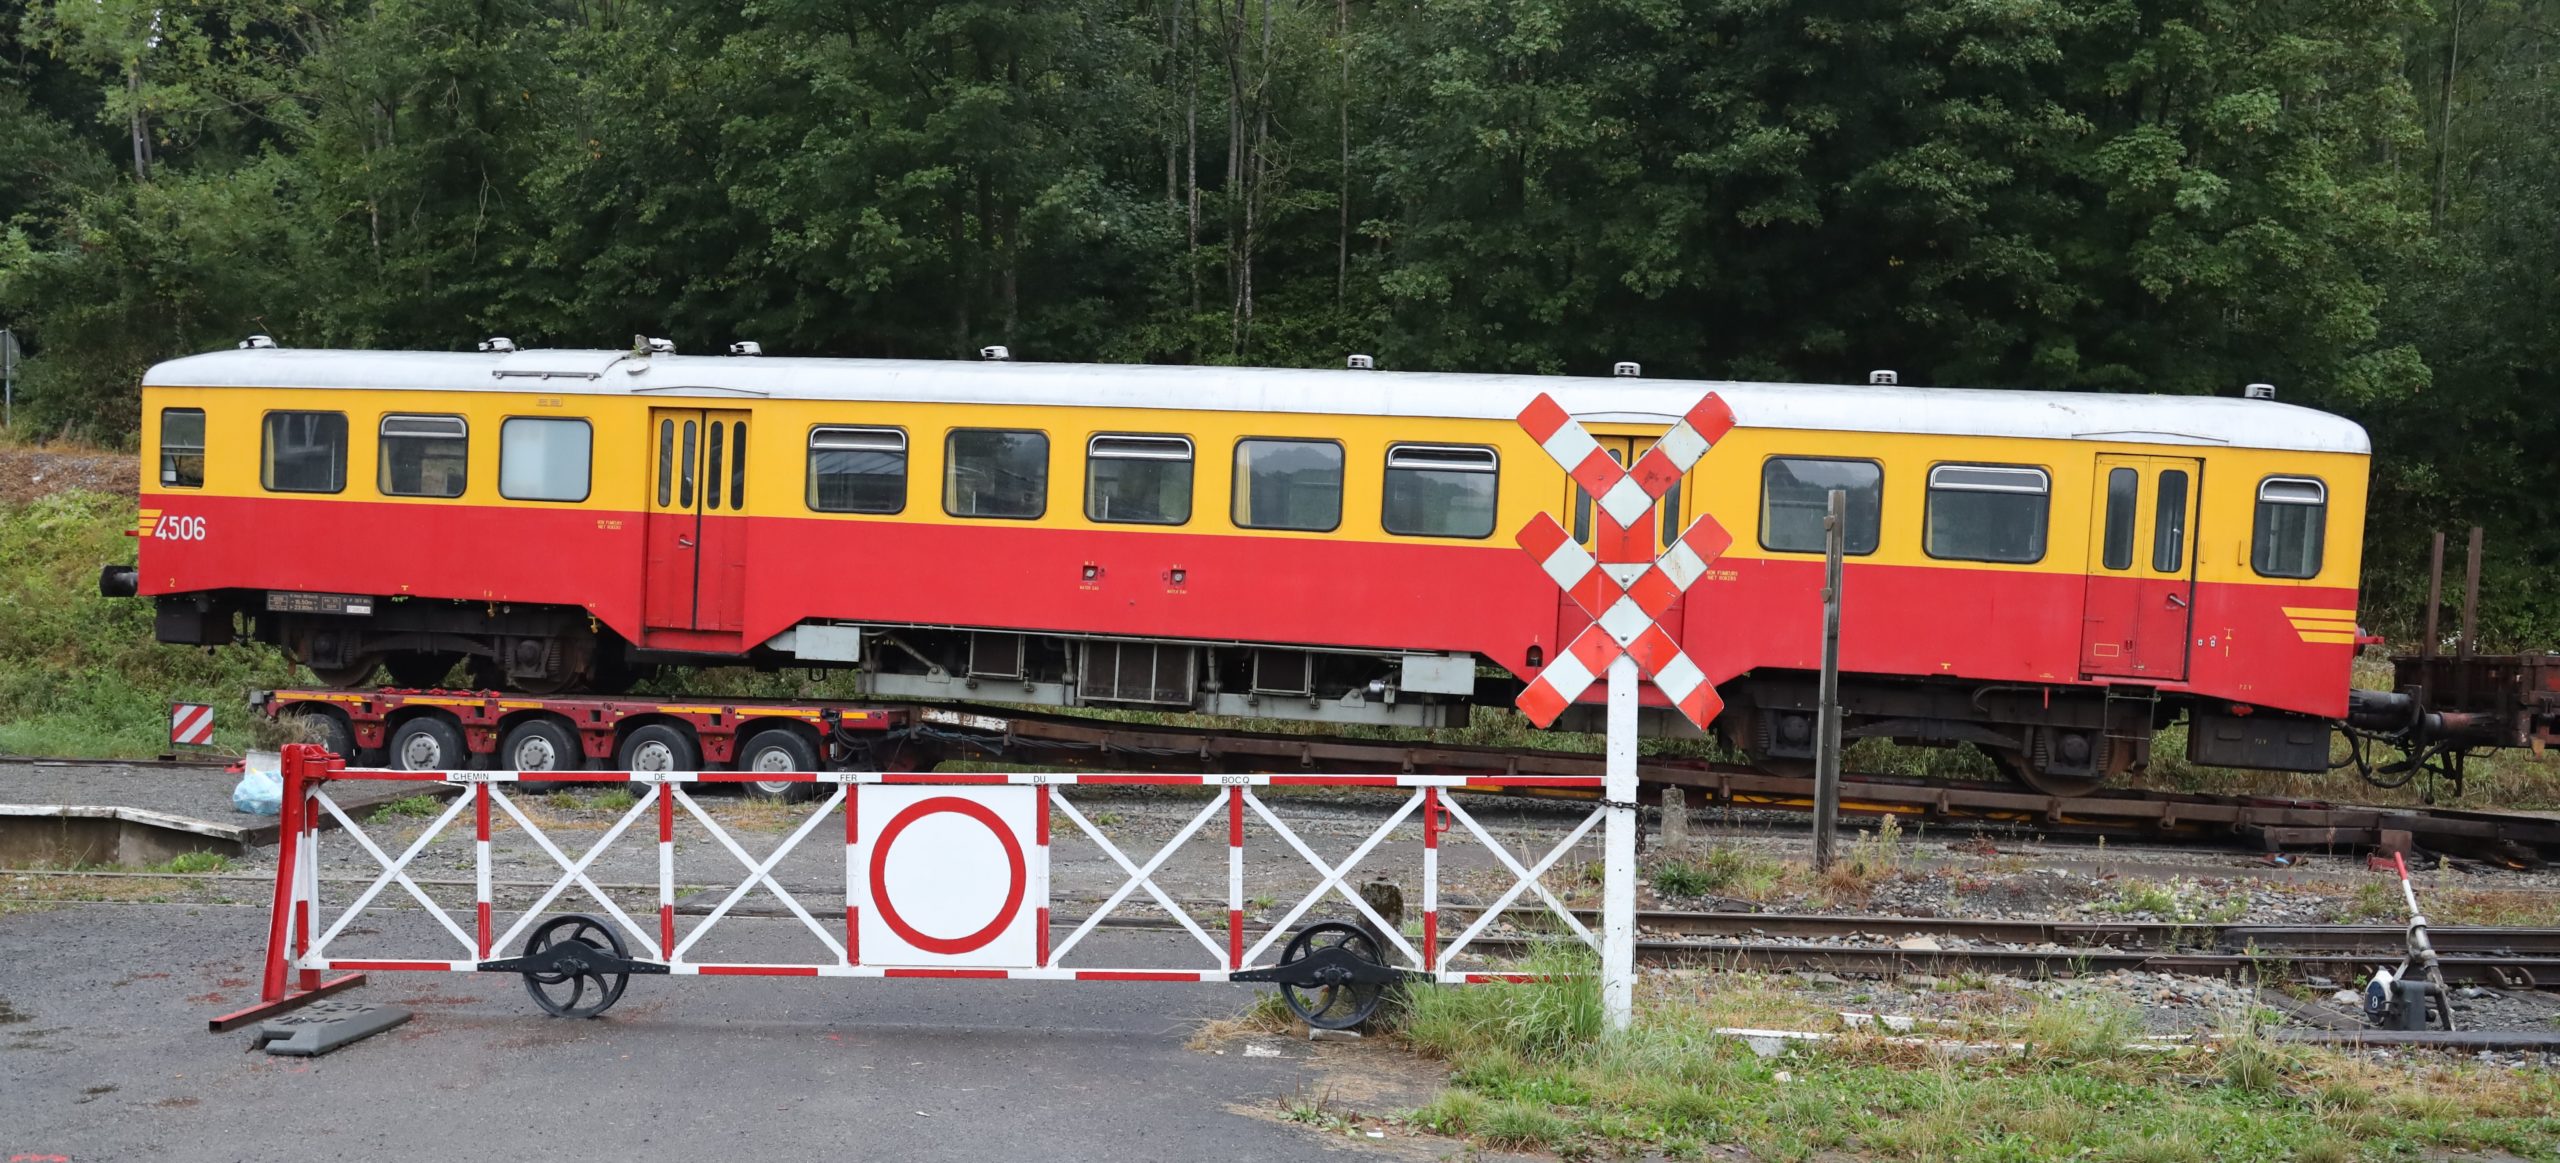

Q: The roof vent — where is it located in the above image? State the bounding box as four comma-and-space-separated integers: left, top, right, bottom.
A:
478, 337, 517, 353
1346, 354, 1375, 370
2244, 382, 2276, 400
239, 334, 277, 350
1613, 361, 1642, 378
1869, 369, 1898, 386
980, 345, 1012, 362
728, 341, 763, 357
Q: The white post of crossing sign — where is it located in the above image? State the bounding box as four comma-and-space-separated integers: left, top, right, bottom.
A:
1515, 391, 1736, 1029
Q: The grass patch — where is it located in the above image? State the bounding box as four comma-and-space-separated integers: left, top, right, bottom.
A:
151, 851, 229, 874
1382, 967, 2560, 1160
371, 794, 443, 819
1649, 845, 1785, 900
2096, 877, 2251, 924
590, 788, 638, 812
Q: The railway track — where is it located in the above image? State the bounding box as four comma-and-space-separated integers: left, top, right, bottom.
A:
901, 703, 2560, 862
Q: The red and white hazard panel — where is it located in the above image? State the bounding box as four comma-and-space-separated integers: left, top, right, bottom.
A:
171, 702, 214, 746
852, 786, 1050, 968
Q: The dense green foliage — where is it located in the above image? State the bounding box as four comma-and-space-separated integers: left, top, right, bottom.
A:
2, 1, 2553, 638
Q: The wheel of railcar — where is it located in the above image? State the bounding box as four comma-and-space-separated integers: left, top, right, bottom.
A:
617, 723, 700, 775
388, 715, 468, 773
1277, 921, 1389, 1031
736, 728, 820, 803
382, 652, 462, 689
305, 656, 381, 688
518, 914, 630, 1019
501, 718, 581, 793
1994, 746, 2103, 798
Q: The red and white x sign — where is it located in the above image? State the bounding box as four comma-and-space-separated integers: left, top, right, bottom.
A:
1513, 392, 1736, 731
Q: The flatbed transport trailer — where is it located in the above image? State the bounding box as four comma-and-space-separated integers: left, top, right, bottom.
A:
251, 687, 938, 801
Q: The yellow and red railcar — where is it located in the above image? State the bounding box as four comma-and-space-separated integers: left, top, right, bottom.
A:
114, 343, 2368, 792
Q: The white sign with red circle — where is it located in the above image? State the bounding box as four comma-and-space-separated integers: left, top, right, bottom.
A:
856, 786, 1047, 968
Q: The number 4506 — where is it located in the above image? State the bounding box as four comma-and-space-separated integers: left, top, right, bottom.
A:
153, 515, 207, 541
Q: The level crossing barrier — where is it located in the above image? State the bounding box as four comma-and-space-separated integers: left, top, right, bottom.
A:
227, 745, 1614, 1030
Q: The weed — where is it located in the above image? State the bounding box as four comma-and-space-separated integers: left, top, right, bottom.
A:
372, 794, 442, 819
152, 851, 229, 874
590, 788, 638, 812
1647, 846, 1783, 900
1402, 942, 1601, 1062
2096, 876, 2249, 924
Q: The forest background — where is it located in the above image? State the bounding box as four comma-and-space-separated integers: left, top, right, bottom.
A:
1, 0, 2553, 642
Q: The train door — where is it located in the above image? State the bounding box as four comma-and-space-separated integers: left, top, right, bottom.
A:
2079, 454, 2201, 681
1562, 435, 1687, 639
645, 407, 753, 634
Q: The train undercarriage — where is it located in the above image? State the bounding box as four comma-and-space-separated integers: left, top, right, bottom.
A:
127, 583, 2409, 798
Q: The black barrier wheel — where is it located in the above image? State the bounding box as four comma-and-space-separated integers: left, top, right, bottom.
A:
1277, 922, 1387, 1031
520, 914, 632, 1019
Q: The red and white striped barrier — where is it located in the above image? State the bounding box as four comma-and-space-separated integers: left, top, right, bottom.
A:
229, 745, 1612, 1024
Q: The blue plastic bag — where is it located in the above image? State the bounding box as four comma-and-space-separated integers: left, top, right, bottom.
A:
232, 750, 283, 815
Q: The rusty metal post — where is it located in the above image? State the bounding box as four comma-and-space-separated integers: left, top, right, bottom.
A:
2459, 527, 2483, 658
2422, 531, 2444, 659
1813, 490, 1846, 873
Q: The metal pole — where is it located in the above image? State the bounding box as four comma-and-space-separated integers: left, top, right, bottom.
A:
2, 328, 16, 430
2421, 531, 2444, 660
2458, 527, 2483, 659
1812, 489, 1846, 872
1602, 651, 1637, 1031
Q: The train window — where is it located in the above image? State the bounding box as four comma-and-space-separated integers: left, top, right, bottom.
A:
2153, 469, 2190, 573
1924, 464, 2048, 563
378, 414, 467, 499
1759, 457, 1881, 554
706, 421, 725, 509
1233, 439, 1342, 532
1086, 434, 1193, 525
727, 422, 746, 511
945, 429, 1048, 519
499, 417, 592, 502
1383, 444, 1498, 538
809, 427, 906, 514
260, 411, 347, 494
2252, 476, 2326, 579
679, 420, 697, 508
657, 420, 675, 506
2100, 467, 2137, 570
159, 408, 205, 489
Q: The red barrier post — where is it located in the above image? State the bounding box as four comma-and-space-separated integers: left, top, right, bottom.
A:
259, 746, 311, 1001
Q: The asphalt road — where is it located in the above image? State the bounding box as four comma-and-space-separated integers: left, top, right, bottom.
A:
1, 904, 1431, 1163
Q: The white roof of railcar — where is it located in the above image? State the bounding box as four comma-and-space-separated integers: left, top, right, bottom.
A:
143, 348, 2371, 455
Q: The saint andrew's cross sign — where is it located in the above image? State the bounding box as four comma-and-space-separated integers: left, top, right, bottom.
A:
1512, 392, 1738, 731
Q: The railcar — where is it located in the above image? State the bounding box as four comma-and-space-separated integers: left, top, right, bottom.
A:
108, 340, 2371, 794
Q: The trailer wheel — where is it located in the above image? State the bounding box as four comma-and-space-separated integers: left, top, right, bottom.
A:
282, 708, 356, 761
617, 723, 699, 774
388, 715, 467, 773
737, 729, 820, 803
502, 718, 581, 793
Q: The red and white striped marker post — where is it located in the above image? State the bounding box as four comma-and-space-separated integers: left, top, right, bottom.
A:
170, 702, 215, 749
1515, 390, 1736, 1029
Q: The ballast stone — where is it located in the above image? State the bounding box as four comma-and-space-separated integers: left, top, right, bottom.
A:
247, 1000, 411, 1056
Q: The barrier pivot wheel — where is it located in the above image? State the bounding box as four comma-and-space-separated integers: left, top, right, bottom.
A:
519, 914, 632, 1019
1277, 921, 1388, 1031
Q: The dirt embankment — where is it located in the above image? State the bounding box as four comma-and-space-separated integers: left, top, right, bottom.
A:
0, 447, 138, 506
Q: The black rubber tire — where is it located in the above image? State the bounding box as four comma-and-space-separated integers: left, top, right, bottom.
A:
283, 708, 356, 761
616, 723, 700, 774
388, 715, 468, 773
501, 718, 581, 793
735, 728, 821, 803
